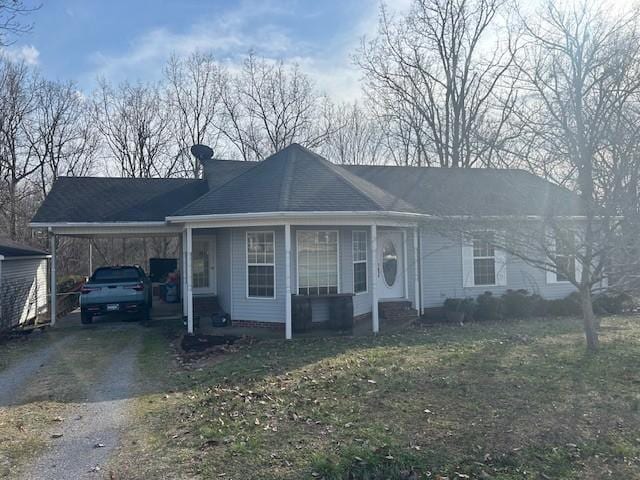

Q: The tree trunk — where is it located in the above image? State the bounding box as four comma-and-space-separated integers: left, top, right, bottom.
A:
579, 287, 599, 352
9, 180, 17, 240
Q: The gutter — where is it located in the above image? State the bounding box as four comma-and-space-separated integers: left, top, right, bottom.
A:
165, 210, 431, 223
0, 255, 51, 261
30, 221, 170, 229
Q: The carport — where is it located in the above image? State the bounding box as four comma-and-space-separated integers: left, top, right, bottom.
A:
29, 176, 210, 330
40, 223, 187, 325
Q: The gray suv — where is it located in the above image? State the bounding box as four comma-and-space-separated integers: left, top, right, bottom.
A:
80, 266, 152, 324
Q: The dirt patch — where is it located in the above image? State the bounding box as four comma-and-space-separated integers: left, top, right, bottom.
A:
181, 333, 241, 352
175, 334, 257, 370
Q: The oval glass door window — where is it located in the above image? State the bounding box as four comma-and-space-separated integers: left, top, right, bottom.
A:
382, 241, 398, 286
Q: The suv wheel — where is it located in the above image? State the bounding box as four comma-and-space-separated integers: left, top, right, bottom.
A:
80, 309, 93, 325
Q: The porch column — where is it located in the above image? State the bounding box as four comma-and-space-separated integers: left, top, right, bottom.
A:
371, 224, 379, 333
50, 231, 57, 326
186, 226, 194, 334
88, 241, 93, 277
181, 230, 187, 318
413, 227, 421, 313
403, 230, 409, 300
284, 224, 292, 340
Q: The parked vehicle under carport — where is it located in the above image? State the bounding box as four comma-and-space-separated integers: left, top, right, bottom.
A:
80, 266, 152, 324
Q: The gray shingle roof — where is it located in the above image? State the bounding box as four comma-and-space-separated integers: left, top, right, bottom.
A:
32, 177, 208, 223
345, 165, 583, 216
0, 238, 48, 258
31, 146, 584, 225
201, 158, 256, 190
174, 144, 415, 216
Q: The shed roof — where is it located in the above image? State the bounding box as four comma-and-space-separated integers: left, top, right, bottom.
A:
0, 238, 48, 258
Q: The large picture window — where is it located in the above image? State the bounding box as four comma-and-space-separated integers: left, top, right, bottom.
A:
472, 232, 496, 286
297, 231, 339, 296
247, 231, 275, 298
352, 231, 367, 294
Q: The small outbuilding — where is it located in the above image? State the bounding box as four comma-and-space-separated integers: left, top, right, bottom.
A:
0, 238, 50, 332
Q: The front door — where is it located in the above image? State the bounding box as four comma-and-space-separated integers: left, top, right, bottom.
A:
377, 230, 404, 299
192, 236, 216, 295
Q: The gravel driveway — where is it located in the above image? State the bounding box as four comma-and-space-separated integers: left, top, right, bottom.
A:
0, 314, 145, 480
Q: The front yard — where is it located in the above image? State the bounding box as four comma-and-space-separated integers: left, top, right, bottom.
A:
110, 316, 640, 479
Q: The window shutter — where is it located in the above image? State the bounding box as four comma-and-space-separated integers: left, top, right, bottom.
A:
495, 247, 507, 286
462, 238, 474, 287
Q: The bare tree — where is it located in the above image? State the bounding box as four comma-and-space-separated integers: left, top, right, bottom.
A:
489, 0, 640, 351
27, 79, 98, 196
0, 0, 39, 46
93, 79, 174, 178
373, 98, 430, 166
321, 101, 384, 165
165, 52, 226, 177
357, 0, 517, 167
0, 58, 39, 240
220, 53, 332, 160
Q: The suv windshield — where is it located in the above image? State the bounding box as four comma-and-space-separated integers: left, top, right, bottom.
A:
92, 267, 140, 283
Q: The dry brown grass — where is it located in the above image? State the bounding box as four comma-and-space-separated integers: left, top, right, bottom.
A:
107, 315, 640, 479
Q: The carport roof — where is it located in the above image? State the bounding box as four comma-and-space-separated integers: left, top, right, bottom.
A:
32, 177, 208, 224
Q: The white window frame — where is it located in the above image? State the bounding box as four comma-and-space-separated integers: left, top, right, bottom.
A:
295, 230, 340, 296
462, 230, 507, 288
472, 232, 497, 287
246, 230, 276, 299
547, 230, 579, 284
352, 230, 368, 295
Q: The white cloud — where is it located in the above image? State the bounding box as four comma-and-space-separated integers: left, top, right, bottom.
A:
1, 44, 40, 65
83, 0, 412, 101
85, 1, 294, 85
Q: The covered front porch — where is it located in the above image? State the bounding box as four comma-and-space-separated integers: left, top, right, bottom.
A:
175, 213, 423, 339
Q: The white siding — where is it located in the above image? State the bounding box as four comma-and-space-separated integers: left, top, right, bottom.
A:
0, 257, 48, 330
231, 226, 286, 323
215, 230, 232, 314
420, 231, 577, 308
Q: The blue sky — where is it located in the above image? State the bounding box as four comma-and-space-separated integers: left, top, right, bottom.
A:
6, 0, 401, 100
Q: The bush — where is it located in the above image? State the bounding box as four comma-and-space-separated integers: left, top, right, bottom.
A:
592, 291, 634, 314
58, 275, 85, 293
546, 292, 581, 317
443, 298, 475, 316
441, 289, 622, 323
501, 289, 537, 318
475, 291, 502, 321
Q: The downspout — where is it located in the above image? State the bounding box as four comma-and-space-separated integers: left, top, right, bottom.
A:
0, 255, 4, 324
418, 226, 424, 316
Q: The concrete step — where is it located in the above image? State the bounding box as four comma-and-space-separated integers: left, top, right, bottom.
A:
378, 301, 418, 322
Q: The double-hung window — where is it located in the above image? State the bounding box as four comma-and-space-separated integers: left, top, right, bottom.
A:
472, 232, 496, 286
352, 231, 367, 294
554, 231, 576, 282
297, 231, 339, 295
247, 231, 275, 298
